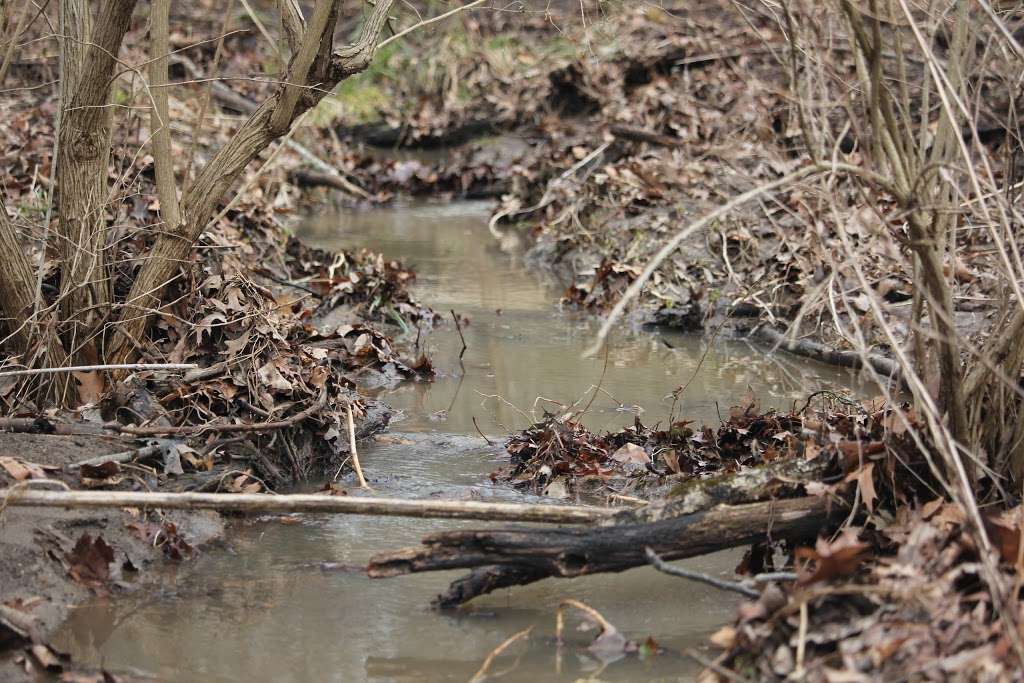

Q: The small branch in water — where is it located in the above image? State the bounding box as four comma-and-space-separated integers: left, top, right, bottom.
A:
472, 416, 494, 446
468, 626, 532, 683
450, 309, 467, 361
555, 599, 615, 643
645, 547, 760, 598
346, 403, 371, 490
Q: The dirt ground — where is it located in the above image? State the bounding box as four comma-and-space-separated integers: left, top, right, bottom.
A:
0, 433, 225, 680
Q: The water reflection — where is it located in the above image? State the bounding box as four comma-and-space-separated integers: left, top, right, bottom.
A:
55, 202, 863, 682
301, 201, 867, 435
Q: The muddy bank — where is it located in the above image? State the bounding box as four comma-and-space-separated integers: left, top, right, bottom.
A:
0, 433, 225, 680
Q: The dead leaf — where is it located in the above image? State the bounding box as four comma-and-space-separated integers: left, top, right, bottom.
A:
66, 533, 115, 585
984, 508, 1022, 565
844, 462, 877, 512
79, 461, 120, 481
611, 442, 651, 468
709, 625, 737, 649
795, 530, 871, 585
126, 521, 195, 561
0, 456, 45, 481
71, 371, 104, 405
661, 448, 681, 474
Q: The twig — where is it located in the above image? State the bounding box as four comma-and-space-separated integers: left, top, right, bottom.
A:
0, 363, 197, 378
467, 626, 532, 683
347, 403, 370, 489
555, 599, 615, 643
118, 390, 327, 436
65, 444, 165, 472
684, 649, 753, 683
377, 0, 488, 50
645, 547, 760, 598
472, 416, 494, 446
0, 489, 616, 523
451, 309, 468, 361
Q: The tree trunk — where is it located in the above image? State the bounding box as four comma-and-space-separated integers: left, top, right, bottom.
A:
55, 0, 137, 364
0, 195, 71, 402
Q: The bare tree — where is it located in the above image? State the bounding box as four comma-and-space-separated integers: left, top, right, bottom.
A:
0, 0, 394, 404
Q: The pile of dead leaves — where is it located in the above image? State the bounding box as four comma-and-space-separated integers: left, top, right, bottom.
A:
709, 502, 1024, 681
500, 394, 937, 509
501, 400, 814, 497
0, 100, 433, 488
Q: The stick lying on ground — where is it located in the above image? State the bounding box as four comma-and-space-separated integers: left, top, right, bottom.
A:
0, 489, 615, 524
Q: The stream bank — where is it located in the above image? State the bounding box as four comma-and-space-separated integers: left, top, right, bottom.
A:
43, 202, 866, 682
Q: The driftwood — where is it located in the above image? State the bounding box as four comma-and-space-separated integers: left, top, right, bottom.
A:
0, 489, 616, 524
368, 456, 844, 606
64, 443, 165, 471
752, 325, 903, 385
370, 496, 841, 607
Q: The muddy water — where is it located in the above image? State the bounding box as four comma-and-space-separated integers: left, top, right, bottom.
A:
57, 202, 863, 682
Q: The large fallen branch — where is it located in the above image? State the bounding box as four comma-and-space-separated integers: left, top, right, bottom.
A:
369, 495, 842, 606
0, 489, 615, 524
367, 455, 844, 605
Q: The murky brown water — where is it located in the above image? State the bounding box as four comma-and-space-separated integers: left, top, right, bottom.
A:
56, 202, 864, 682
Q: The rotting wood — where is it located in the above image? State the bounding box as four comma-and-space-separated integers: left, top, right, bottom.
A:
370, 495, 841, 607
615, 454, 834, 525
0, 489, 616, 524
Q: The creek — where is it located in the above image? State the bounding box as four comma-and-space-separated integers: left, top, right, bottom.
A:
55, 201, 864, 682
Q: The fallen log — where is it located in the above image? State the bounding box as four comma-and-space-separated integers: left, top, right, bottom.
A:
0, 489, 615, 524
752, 325, 903, 385
369, 455, 843, 606
288, 169, 363, 195
368, 495, 844, 606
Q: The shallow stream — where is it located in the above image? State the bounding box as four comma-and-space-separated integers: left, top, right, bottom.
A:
56, 202, 863, 682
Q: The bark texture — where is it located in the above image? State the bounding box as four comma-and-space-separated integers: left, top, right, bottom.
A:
369, 496, 840, 606
55, 0, 137, 362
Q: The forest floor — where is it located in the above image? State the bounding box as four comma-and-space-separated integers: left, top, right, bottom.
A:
1, 0, 1023, 681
